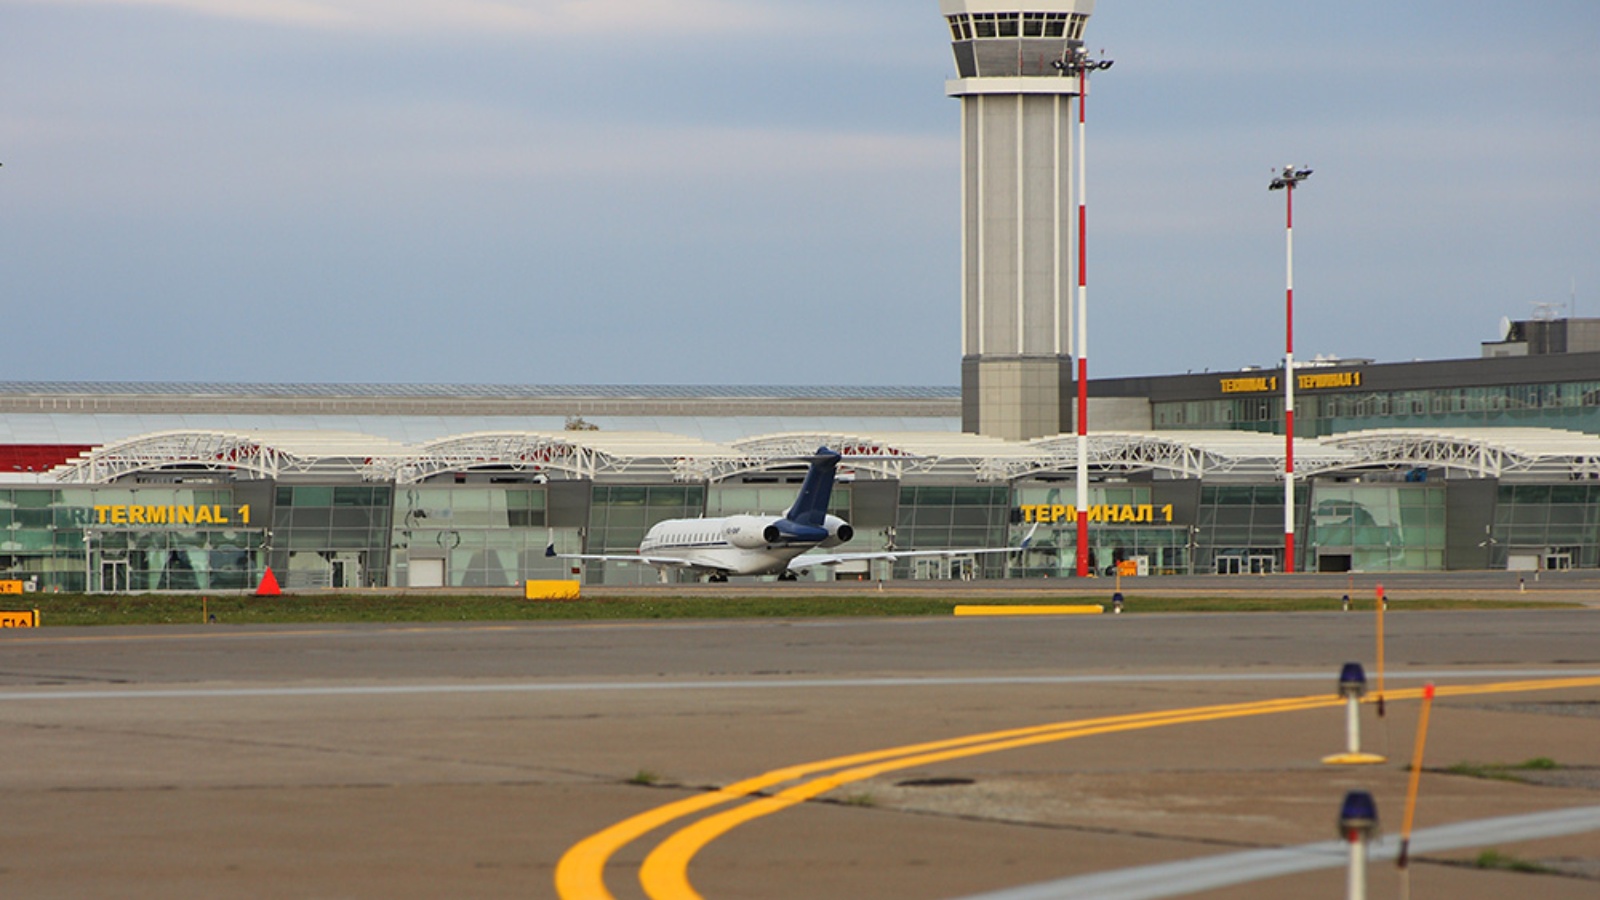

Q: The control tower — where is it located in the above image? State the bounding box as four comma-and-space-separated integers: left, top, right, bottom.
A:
941, 0, 1095, 440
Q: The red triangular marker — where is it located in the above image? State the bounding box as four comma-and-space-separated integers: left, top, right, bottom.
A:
255, 566, 282, 597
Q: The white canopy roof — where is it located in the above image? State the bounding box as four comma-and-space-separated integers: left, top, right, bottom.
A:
45, 427, 1600, 484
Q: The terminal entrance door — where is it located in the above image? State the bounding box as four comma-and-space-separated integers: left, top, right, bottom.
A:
1318, 554, 1353, 573
331, 558, 360, 589
910, 556, 982, 580
410, 558, 445, 588
99, 559, 129, 593
1215, 556, 1242, 575
1248, 555, 1275, 575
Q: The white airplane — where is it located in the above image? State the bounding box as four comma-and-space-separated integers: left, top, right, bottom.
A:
547, 447, 1034, 582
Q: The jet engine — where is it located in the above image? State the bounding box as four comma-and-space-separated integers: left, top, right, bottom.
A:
723, 514, 853, 548
723, 515, 778, 549
819, 514, 854, 548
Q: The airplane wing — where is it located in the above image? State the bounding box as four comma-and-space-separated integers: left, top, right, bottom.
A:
786, 523, 1039, 573
546, 549, 730, 574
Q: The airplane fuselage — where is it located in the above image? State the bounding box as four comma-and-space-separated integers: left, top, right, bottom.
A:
638, 513, 851, 577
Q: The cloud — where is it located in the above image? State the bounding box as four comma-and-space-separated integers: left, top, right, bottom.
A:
403, 120, 952, 182
16, 0, 801, 37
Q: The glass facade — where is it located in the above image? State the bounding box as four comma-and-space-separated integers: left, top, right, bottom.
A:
707, 484, 849, 519
1005, 485, 1191, 577
1153, 379, 1600, 435
894, 485, 1012, 579
0, 487, 268, 592
392, 486, 571, 588
583, 484, 706, 585
1492, 484, 1600, 570
1194, 485, 1306, 575
1302, 484, 1446, 573
6, 473, 1598, 592
273, 485, 393, 589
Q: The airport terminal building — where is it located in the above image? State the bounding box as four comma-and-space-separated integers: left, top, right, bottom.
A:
2, 320, 1597, 591
8, 5, 1592, 592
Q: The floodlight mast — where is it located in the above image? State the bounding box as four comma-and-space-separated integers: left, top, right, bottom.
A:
1055, 43, 1112, 579
1269, 165, 1312, 573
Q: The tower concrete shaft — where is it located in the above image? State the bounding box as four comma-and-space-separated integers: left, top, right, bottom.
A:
942, 0, 1096, 440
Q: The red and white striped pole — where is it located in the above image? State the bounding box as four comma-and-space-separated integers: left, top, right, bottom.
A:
1285, 181, 1295, 574
1074, 66, 1090, 579
1058, 47, 1109, 580
1270, 165, 1311, 574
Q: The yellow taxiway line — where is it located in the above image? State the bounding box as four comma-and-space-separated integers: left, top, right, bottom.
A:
953, 604, 1104, 616
555, 675, 1600, 900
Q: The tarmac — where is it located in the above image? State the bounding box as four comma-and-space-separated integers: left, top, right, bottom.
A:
0, 579, 1595, 898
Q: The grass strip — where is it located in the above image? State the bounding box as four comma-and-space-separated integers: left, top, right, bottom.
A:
1473, 849, 1556, 874
5, 592, 1577, 627
1444, 757, 1562, 782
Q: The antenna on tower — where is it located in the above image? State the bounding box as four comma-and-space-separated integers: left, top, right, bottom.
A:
1531, 301, 1562, 322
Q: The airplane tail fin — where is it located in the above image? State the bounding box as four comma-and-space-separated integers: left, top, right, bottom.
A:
784, 447, 842, 527
1018, 521, 1040, 550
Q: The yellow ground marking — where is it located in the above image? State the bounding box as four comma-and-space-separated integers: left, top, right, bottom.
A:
953, 605, 1104, 616
555, 675, 1600, 900
638, 697, 1349, 899
557, 694, 1339, 899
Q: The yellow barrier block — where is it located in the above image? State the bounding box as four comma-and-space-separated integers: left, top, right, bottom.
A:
0, 580, 24, 594
0, 609, 40, 627
953, 605, 1103, 616
525, 580, 581, 601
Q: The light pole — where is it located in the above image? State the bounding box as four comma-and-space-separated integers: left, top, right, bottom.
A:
1055, 42, 1112, 579
83, 530, 94, 592
1269, 164, 1311, 573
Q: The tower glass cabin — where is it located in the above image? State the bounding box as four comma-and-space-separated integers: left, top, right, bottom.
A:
942, 0, 1095, 440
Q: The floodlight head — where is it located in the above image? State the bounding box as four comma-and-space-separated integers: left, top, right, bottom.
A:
1268, 164, 1312, 191
1054, 37, 1111, 76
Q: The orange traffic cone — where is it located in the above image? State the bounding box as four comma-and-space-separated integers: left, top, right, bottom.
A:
255, 566, 282, 597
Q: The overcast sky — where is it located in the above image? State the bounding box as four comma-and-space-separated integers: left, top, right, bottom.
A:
3, 0, 1597, 386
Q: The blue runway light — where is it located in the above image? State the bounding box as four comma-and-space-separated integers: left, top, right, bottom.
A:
1338, 662, 1368, 698
1338, 790, 1379, 839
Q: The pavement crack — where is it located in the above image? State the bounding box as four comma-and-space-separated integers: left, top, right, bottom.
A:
0, 718, 577, 780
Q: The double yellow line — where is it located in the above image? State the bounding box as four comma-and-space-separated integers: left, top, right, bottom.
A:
555, 676, 1600, 900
